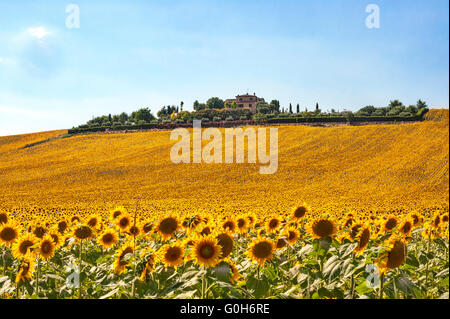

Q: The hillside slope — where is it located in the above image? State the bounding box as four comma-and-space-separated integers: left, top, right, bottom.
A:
0, 110, 448, 217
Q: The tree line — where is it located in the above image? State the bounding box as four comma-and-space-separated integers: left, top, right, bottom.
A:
76, 98, 429, 129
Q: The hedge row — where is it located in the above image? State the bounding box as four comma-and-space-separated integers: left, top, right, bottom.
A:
68, 120, 258, 134
68, 116, 423, 134
266, 115, 423, 124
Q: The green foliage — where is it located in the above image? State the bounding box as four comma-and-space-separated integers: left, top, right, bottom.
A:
206, 97, 224, 109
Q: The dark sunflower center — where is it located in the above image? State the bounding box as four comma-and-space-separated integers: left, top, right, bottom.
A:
19, 240, 33, 254
223, 221, 234, 231
166, 247, 181, 261
387, 240, 407, 269
217, 233, 233, 258
0, 214, 7, 224
252, 242, 272, 259
102, 233, 114, 243
294, 207, 307, 218
200, 244, 214, 259
143, 223, 153, 233
269, 219, 279, 229
288, 231, 296, 241
58, 222, 68, 233
88, 219, 97, 227
0, 227, 16, 241
75, 226, 92, 239
41, 241, 52, 254
385, 218, 397, 230
119, 218, 130, 228
33, 227, 46, 239
401, 222, 412, 234
313, 220, 334, 238
159, 218, 177, 234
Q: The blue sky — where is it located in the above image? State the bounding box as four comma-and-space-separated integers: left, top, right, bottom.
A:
0, 0, 448, 136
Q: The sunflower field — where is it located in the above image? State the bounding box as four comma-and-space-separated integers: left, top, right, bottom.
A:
0, 109, 448, 299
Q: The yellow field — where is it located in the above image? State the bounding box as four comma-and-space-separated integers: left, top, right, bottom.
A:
0, 111, 448, 218
0, 109, 448, 299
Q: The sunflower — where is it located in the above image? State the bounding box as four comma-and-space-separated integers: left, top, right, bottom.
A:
159, 242, 185, 268
49, 230, 63, 249
291, 204, 309, 220
247, 214, 256, 227
127, 223, 140, 237
216, 231, 234, 258
285, 227, 300, 245
86, 214, 101, 230
0, 223, 19, 244
199, 225, 212, 236
70, 216, 81, 224
399, 219, 413, 237
309, 218, 337, 239
39, 235, 56, 260
353, 225, 371, 254
32, 224, 47, 239
247, 238, 275, 266
141, 221, 153, 235
72, 225, 94, 242
432, 214, 441, 229
236, 217, 248, 234
15, 258, 35, 284
98, 228, 118, 249
275, 236, 288, 249
0, 211, 8, 225
113, 243, 134, 274
378, 237, 407, 274
383, 216, 398, 232
191, 235, 222, 267
228, 262, 241, 284
266, 217, 281, 233
409, 212, 422, 227
57, 219, 69, 234
110, 207, 127, 221
222, 218, 236, 233
156, 215, 179, 240
139, 248, 157, 282
12, 233, 37, 259
116, 215, 132, 232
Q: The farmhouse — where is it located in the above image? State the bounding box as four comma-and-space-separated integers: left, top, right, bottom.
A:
225, 93, 265, 114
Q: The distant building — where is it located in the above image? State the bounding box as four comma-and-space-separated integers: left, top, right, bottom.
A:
225, 93, 265, 114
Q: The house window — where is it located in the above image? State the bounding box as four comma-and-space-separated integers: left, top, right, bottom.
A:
249, 104, 252, 107
250, 98, 253, 101
239, 104, 244, 108
239, 98, 243, 102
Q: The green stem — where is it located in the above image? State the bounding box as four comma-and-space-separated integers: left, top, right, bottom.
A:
35, 256, 40, 297
131, 196, 140, 299
78, 241, 82, 299
424, 235, 431, 293
379, 273, 385, 299
350, 254, 355, 299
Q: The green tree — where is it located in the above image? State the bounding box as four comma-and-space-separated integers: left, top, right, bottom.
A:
206, 97, 224, 109
296, 104, 300, 113
289, 103, 293, 114
270, 100, 280, 113
416, 99, 428, 109
231, 101, 237, 109
133, 108, 155, 123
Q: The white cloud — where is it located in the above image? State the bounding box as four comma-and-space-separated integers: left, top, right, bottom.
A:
27, 26, 50, 39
